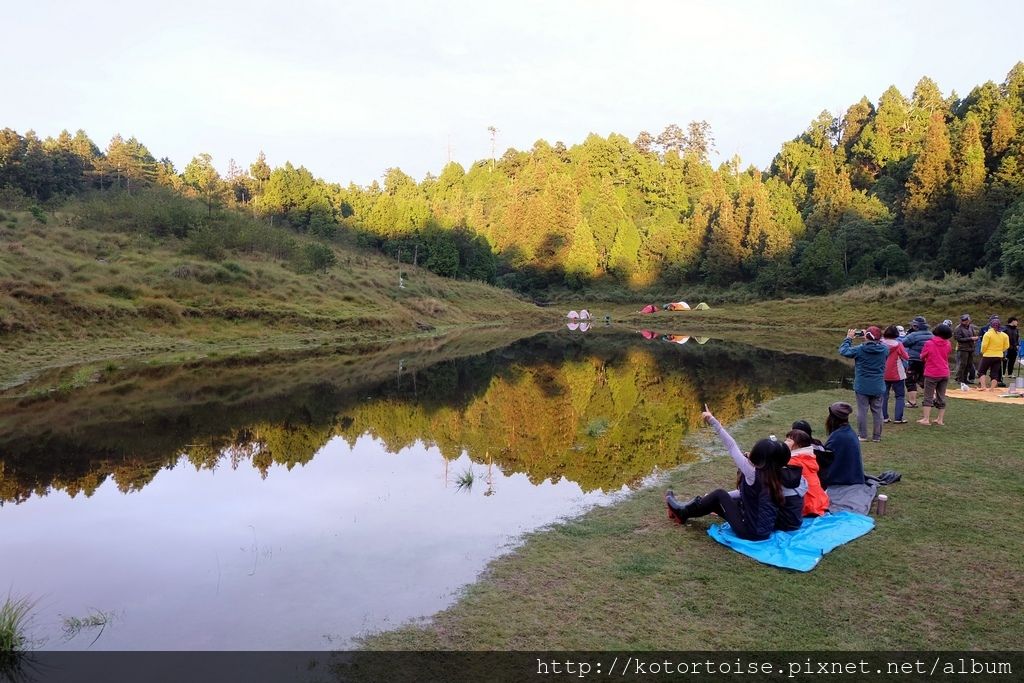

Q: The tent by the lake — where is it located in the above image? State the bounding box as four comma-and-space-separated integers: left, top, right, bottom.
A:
639, 304, 659, 314
664, 301, 691, 311
695, 302, 711, 310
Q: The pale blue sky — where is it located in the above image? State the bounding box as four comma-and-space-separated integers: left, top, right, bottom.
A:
5, 0, 1023, 186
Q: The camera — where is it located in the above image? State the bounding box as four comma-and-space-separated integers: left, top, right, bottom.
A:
854, 329, 865, 337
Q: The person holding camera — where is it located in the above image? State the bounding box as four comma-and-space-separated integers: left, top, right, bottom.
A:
839, 325, 887, 442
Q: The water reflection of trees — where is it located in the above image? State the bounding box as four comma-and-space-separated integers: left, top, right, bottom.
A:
0, 333, 849, 502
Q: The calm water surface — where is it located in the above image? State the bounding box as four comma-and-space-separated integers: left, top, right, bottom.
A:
0, 329, 849, 649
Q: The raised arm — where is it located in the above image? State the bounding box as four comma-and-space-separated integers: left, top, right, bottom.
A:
705, 414, 756, 485
838, 332, 858, 358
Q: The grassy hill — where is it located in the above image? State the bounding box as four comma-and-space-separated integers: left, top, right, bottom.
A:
0, 193, 554, 387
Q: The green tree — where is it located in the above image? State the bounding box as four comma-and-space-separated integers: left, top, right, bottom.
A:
563, 219, 599, 287
903, 112, 953, 258
184, 152, 224, 216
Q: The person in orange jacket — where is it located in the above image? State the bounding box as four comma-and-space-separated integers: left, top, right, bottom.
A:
784, 428, 830, 517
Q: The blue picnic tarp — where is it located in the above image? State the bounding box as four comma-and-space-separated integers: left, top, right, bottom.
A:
707, 511, 875, 571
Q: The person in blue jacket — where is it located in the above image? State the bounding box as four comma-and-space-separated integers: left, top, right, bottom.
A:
902, 316, 933, 407
839, 325, 888, 442
820, 401, 865, 488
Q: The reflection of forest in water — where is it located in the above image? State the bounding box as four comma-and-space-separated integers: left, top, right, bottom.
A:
0, 331, 850, 502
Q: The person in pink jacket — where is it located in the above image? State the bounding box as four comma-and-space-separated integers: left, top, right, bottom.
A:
881, 325, 910, 424
918, 324, 953, 426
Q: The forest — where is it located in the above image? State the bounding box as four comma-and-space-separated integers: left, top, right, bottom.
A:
2, 64, 1024, 296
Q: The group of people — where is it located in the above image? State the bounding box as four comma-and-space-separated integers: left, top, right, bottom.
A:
665, 402, 863, 541
839, 314, 1020, 441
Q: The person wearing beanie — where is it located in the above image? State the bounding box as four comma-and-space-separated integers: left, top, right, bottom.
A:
838, 325, 887, 442
902, 317, 933, 408
953, 314, 979, 385
821, 401, 864, 488
1004, 317, 1019, 378
978, 318, 1010, 391
665, 408, 793, 541
919, 324, 953, 425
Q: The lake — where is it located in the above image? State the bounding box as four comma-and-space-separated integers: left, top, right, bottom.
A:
0, 328, 850, 649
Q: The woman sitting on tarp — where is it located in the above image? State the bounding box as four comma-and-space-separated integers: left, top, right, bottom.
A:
784, 429, 830, 517
665, 408, 793, 541
820, 402, 865, 488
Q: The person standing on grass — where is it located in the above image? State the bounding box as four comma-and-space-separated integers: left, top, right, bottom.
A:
881, 325, 909, 424
978, 319, 1010, 391
665, 409, 791, 541
1004, 317, 1020, 378
902, 316, 933, 408
918, 324, 953, 426
953, 314, 978, 385
821, 401, 864, 488
839, 325, 887, 442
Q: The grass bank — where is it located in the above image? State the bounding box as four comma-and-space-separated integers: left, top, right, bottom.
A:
0, 201, 557, 387
361, 388, 1024, 650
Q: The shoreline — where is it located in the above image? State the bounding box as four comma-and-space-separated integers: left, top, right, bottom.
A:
358, 387, 1024, 650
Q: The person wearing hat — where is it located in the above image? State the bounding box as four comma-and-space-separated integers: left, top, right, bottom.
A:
821, 401, 865, 489
953, 314, 979, 385
839, 325, 887, 442
978, 318, 1010, 391
902, 316, 933, 407
665, 408, 793, 541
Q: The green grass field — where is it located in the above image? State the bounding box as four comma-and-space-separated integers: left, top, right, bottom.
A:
360, 388, 1024, 650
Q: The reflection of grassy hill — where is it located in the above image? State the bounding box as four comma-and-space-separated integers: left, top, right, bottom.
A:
0, 332, 850, 501
0, 194, 552, 387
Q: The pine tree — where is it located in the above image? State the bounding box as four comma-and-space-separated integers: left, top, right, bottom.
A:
698, 174, 744, 284
903, 112, 954, 258
563, 219, 599, 287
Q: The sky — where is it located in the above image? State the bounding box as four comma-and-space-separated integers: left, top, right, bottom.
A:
5, 0, 1024, 186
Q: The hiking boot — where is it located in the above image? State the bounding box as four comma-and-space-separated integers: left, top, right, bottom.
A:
666, 491, 700, 524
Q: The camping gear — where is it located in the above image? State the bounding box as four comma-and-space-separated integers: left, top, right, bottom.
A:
665, 301, 691, 311
875, 494, 888, 516
707, 511, 875, 572
579, 309, 591, 319
826, 480, 879, 514
567, 310, 579, 320
694, 302, 711, 310
639, 304, 658, 314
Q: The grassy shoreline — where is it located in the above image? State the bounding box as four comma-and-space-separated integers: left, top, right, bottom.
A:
360, 388, 1024, 650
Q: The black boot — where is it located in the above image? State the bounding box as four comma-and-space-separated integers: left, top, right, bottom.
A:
666, 490, 701, 524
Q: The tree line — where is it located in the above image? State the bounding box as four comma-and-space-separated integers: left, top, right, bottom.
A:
2, 63, 1024, 292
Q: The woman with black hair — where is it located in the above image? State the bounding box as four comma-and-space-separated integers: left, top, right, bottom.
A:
821, 401, 865, 488
665, 408, 792, 541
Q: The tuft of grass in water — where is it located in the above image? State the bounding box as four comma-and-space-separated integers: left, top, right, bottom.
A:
61, 609, 117, 647
584, 418, 609, 437
360, 388, 1024, 651
454, 467, 476, 492
0, 593, 38, 655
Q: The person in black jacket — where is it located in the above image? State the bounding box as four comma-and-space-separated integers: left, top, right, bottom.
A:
1005, 317, 1020, 378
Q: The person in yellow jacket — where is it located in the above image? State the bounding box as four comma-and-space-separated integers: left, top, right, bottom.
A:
978, 318, 1010, 391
